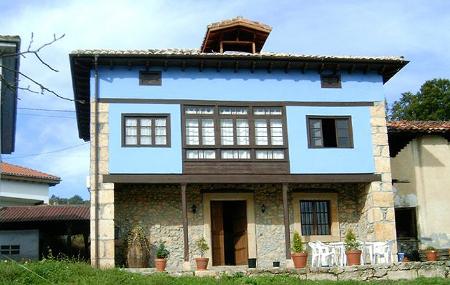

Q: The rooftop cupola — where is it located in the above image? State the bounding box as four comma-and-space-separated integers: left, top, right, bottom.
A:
200, 16, 272, 54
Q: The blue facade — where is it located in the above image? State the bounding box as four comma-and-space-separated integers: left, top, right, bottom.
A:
100, 67, 379, 175
93, 67, 385, 102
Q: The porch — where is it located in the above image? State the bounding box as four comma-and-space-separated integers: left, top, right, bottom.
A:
108, 179, 396, 271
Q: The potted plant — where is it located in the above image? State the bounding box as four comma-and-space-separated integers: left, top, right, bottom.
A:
195, 237, 209, 270
155, 240, 170, 272
344, 229, 362, 266
126, 224, 150, 268
425, 246, 438, 261
291, 231, 308, 268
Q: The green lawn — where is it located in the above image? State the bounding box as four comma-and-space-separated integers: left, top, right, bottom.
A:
0, 259, 449, 285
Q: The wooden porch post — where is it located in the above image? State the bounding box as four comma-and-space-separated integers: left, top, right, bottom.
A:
181, 184, 190, 268
282, 183, 291, 259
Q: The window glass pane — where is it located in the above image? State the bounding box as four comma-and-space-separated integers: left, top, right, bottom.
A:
140, 119, 152, 127
125, 118, 137, 126
140, 127, 151, 136
253, 107, 282, 115
236, 119, 249, 145
335, 119, 348, 129
221, 150, 251, 159
126, 127, 137, 136
256, 150, 268, 159
219, 107, 248, 115
186, 119, 199, 145
201, 119, 215, 145
220, 119, 234, 145
203, 150, 216, 159
155, 118, 166, 126
186, 150, 198, 159
125, 136, 137, 145
313, 138, 323, 147
155, 136, 166, 145
140, 136, 152, 145
155, 126, 166, 136
309, 119, 321, 129
255, 119, 268, 145
185, 106, 214, 114
272, 150, 285, 159
270, 119, 283, 145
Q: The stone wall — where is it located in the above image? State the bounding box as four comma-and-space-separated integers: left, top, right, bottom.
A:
115, 183, 366, 270
359, 101, 396, 244
90, 102, 115, 268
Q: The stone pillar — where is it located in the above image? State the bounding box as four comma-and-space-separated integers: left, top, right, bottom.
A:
90, 101, 115, 268
360, 101, 396, 248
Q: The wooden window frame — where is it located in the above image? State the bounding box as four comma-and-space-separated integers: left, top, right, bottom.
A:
182, 105, 288, 162
320, 74, 342, 88
292, 192, 339, 242
139, 71, 162, 86
121, 113, 171, 147
299, 200, 331, 236
306, 115, 354, 149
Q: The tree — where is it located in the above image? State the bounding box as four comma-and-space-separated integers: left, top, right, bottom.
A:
390, 79, 450, 121
50, 194, 89, 205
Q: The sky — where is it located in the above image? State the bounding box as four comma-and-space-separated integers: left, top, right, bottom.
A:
1, 0, 449, 200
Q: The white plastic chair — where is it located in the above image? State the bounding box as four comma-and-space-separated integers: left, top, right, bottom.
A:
316, 241, 337, 266
308, 242, 321, 267
329, 242, 346, 266
372, 240, 393, 264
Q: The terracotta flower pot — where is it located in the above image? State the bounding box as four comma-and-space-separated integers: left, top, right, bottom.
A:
195, 257, 209, 270
346, 250, 362, 266
291, 252, 308, 268
425, 250, 438, 261
155, 258, 167, 272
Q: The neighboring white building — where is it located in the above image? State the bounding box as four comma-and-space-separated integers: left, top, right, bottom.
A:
0, 162, 60, 206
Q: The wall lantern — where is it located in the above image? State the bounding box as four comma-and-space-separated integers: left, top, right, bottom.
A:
191, 204, 197, 214
261, 204, 266, 213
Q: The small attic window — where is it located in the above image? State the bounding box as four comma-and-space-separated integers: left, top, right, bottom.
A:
321, 74, 341, 88
139, 71, 162, 86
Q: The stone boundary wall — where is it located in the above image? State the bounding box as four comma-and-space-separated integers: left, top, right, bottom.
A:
126, 262, 450, 281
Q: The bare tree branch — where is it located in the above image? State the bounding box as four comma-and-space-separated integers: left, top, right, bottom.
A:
0, 33, 86, 104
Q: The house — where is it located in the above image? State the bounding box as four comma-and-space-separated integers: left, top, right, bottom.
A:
0, 205, 90, 261
388, 121, 450, 259
70, 17, 408, 269
0, 35, 20, 154
0, 162, 60, 206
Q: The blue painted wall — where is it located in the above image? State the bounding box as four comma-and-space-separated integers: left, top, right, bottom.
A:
102, 67, 379, 174
287, 106, 374, 173
93, 67, 385, 102
108, 103, 182, 173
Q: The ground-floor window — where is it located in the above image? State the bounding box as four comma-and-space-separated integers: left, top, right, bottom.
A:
292, 192, 339, 241
300, 200, 331, 235
0, 245, 20, 255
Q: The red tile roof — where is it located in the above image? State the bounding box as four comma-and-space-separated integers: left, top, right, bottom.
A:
387, 121, 450, 133
0, 205, 89, 223
0, 162, 60, 185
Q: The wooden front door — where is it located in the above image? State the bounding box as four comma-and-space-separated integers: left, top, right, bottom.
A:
211, 201, 225, 266
232, 201, 248, 265
210, 200, 248, 266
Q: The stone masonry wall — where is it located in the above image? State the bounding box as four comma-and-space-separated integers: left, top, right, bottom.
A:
359, 101, 396, 244
90, 102, 115, 268
115, 183, 365, 271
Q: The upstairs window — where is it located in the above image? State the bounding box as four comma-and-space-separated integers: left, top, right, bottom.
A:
320, 74, 341, 88
139, 71, 162, 86
123, 115, 170, 147
308, 116, 353, 148
184, 105, 287, 160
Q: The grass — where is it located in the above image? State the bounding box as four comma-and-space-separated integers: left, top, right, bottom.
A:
0, 259, 449, 285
